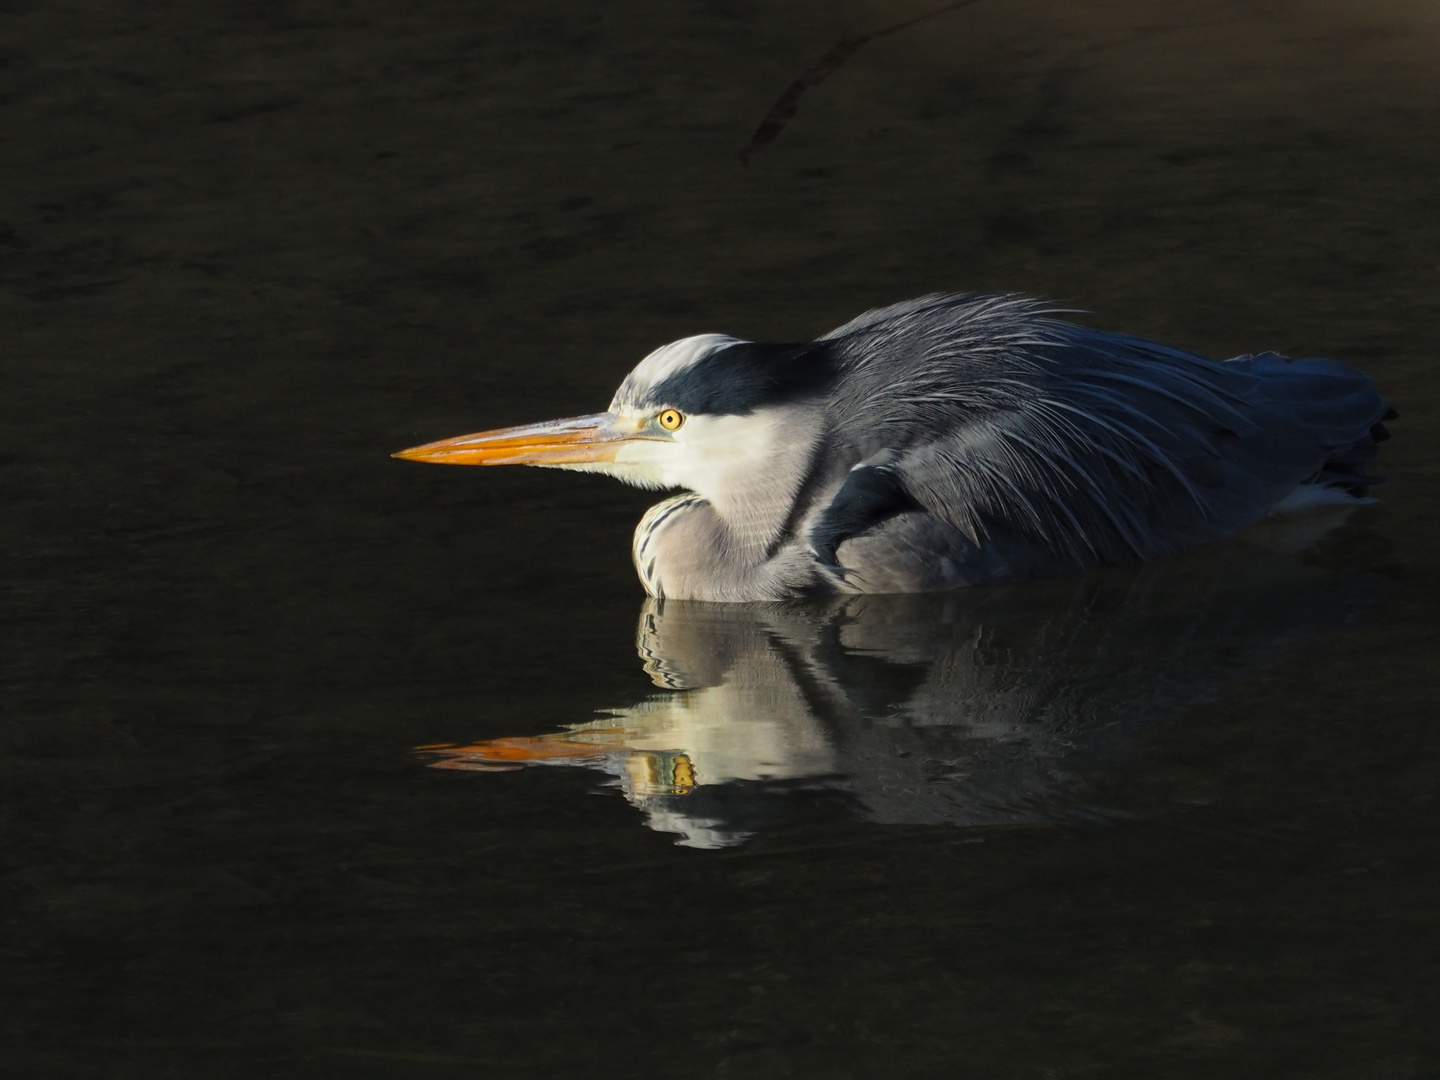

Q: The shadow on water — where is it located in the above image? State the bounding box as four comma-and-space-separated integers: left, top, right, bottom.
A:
425, 522, 1381, 848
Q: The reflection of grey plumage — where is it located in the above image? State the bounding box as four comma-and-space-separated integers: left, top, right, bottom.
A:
425, 542, 1381, 848
630, 544, 1380, 845
398, 294, 1394, 600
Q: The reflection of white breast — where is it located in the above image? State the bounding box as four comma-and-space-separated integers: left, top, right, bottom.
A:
585, 647, 838, 787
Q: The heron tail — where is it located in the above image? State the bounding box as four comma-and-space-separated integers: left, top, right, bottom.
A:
1224, 351, 1395, 499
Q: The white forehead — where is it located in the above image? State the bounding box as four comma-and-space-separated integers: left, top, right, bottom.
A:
610, 333, 742, 412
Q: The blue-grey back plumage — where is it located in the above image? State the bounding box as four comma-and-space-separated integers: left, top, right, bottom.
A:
806, 293, 1391, 583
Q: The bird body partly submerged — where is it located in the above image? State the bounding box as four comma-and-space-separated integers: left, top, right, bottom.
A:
397, 294, 1394, 601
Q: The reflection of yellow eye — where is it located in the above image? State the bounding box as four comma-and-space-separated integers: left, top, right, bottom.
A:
671, 754, 696, 793
658, 409, 685, 431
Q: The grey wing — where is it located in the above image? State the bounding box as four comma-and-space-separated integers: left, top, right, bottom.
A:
833, 510, 1079, 592
818, 294, 1392, 574
808, 458, 1069, 591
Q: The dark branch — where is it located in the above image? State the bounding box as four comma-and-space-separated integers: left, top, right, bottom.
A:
739, 0, 981, 166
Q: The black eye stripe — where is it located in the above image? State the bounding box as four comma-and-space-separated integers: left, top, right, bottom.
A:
646, 342, 836, 416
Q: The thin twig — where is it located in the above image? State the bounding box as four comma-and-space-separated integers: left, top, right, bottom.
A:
740, 0, 982, 165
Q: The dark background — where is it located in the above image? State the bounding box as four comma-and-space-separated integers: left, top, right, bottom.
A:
4, 0, 1439, 1075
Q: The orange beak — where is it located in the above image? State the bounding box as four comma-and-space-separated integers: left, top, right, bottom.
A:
393, 413, 634, 467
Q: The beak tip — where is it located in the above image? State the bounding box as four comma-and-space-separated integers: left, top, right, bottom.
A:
391, 413, 620, 467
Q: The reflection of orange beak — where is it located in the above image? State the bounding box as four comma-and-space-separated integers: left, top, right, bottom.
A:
420, 735, 618, 772
393, 413, 634, 467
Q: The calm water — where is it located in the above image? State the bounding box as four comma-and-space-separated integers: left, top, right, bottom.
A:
5, 1, 1440, 1076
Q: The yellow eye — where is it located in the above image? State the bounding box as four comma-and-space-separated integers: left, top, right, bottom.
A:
658, 409, 685, 431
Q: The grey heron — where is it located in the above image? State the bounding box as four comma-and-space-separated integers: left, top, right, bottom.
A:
396, 293, 1394, 601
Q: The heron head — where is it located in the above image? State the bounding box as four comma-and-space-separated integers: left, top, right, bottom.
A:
394, 335, 834, 509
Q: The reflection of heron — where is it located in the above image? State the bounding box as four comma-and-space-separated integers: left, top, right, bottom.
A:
397, 294, 1393, 601
423, 545, 1379, 848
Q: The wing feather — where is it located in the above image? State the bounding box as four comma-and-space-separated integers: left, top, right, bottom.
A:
818, 294, 1391, 572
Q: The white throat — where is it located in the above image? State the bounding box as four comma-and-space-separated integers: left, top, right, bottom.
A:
613, 403, 826, 556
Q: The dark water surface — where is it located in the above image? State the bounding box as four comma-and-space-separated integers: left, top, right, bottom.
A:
5, 1, 1440, 1076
